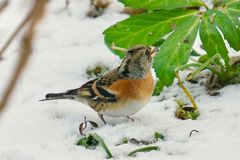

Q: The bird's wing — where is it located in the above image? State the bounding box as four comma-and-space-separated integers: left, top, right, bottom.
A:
77, 68, 121, 103
40, 68, 122, 102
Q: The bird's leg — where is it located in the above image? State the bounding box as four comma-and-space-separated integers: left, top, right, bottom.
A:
126, 116, 134, 122
98, 114, 107, 125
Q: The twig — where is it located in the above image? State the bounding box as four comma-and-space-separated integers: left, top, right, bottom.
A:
189, 129, 199, 137
0, 4, 33, 60
66, 0, 69, 7
0, 0, 8, 14
79, 116, 88, 136
0, 0, 46, 114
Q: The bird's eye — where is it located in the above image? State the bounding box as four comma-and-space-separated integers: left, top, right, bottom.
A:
127, 50, 134, 55
145, 47, 152, 55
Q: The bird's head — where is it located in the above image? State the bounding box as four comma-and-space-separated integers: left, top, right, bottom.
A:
119, 45, 158, 79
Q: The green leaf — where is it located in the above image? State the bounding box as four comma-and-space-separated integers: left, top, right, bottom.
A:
175, 107, 200, 120
119, 0, 205, 10
198, 54, 210, 63
122, 137, 129, 144
223, 0, 240, 6
153, 16, 199, 86
128, 146, 160, 157
77, 136, 98, 148
77, 133, 113, 159
154, 132, 165, 140
214, 10, 240, 51
190, 49, 201, 56
103, 10, 200, 58
190, 110, 200, 120
227, 1, 240, 15
199, 10, 229, 65
153, 80, 164, 96
223, 5, 240, 42
214, 0, 224, 6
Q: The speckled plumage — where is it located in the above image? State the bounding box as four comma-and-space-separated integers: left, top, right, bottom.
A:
41, 45, 158, 124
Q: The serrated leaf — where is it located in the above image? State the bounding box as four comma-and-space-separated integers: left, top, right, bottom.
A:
153, 16, 199, 86
223, 7, 240, 39
214, 10, 240, 50
119, 0, 205, 10
199, 10, 229, 65
225, 12, 240, 27
227, 1, 240, 15
223, 0, 240, 6
103, 10, 200, 58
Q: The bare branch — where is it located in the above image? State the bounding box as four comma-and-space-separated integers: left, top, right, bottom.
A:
65, 0, 69, 9
0, 4, 32, 60
0, 0, 8, 14
0, 0, 46, 114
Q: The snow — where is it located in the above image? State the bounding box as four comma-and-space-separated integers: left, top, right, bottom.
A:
0, 0, 240, 160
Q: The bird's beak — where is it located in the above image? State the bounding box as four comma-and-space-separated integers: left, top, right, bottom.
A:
150, 46, 159, 57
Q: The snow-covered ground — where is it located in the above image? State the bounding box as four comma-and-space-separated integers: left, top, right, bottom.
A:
0, 0, 240, 160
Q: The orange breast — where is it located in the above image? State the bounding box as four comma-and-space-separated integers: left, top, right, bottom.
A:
108, 70, 154, 103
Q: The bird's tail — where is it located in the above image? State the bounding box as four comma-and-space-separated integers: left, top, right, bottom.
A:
39, 89, 78, 101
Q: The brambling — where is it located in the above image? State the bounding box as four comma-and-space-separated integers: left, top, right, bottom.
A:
41, 45, 158, 124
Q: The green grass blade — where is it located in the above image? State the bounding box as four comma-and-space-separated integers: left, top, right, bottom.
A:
89, 133, 113, 159
128, 146, 160, 157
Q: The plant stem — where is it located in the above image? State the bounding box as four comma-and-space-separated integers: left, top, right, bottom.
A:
111, 42, 127, 53
186, 53, 221, 80
175, 71, 198, 110
176, 63, 221, 78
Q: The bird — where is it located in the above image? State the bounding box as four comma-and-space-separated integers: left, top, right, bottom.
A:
40, 45, 158, 124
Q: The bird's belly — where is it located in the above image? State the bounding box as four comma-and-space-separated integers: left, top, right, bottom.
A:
97, 70, 154, 117
100, 100, 148, 117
